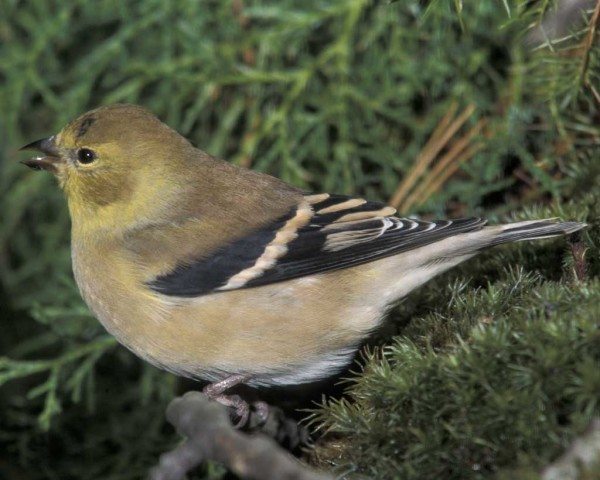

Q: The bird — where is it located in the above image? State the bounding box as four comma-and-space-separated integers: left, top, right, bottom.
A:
20, 104, 585, 421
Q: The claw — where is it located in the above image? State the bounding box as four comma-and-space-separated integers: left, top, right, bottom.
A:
252, 401, 270, 425
233, 401, 250, 428
210, 394, 251, 428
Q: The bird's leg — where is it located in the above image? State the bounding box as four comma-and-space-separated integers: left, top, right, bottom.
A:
202, 373, 249, 398
202, 374, 271, 428
202, 374, 253, 427
201, 377, 302, 445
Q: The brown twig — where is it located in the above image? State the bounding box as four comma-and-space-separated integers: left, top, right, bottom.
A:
578, 0, 600, 88
148, 392, 331, 480
568, 232, 588, 282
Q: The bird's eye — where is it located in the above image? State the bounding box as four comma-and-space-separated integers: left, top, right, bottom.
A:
77, 148, 96, 164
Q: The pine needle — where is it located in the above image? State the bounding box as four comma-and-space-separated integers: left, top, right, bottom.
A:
401, 119, 487, 213
389, 103, 476, 210
389, 104, 480, 213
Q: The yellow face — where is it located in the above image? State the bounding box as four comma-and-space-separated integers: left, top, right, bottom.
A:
21, 104, 194, 232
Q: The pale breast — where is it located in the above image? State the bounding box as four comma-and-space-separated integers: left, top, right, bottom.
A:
70, 238, 391, 385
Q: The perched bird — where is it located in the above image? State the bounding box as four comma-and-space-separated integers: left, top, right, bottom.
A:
21, 104, 585, 418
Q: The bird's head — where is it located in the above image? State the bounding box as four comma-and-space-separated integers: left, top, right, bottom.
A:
20, 104, 196, 233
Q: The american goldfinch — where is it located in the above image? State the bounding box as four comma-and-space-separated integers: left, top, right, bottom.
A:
21, 104, 585, 409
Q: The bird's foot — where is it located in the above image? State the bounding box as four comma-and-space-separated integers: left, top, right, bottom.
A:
211, 394, 250, 428
202, 374, 270, 428
200, 378, 306, 447
207, 395, 272, 428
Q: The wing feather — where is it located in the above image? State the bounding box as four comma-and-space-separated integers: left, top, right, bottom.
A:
148, 193, 486, 297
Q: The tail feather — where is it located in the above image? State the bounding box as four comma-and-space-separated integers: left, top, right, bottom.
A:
490, 218, 587, 246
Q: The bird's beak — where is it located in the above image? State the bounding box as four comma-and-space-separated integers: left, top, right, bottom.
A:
19, 136, 62, 173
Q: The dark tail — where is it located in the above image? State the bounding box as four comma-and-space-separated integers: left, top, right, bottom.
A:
489, 218, 587, 246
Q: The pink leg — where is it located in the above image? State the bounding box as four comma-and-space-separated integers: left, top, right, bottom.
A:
202, 374, 252, 427
202, 374, 249, 398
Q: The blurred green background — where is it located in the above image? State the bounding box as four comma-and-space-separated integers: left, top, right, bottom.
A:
0, 1, 598, 479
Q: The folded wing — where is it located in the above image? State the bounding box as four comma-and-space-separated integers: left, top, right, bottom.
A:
148, 193, 486, 297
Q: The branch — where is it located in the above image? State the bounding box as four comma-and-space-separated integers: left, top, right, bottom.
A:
568, 231, 588, 281
148, 391, 332, 480
578, 0, 600, 88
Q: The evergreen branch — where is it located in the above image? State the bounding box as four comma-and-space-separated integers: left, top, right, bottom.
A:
0, 336, 116, 429
0, 336, 115, 387
148, 392, 331, 480
0, 335, 116, 386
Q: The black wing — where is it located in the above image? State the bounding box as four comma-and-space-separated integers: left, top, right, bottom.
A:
149, 193, 486, 297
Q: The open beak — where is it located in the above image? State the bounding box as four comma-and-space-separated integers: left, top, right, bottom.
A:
19, 136, 62, 173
